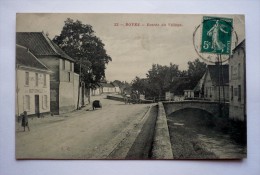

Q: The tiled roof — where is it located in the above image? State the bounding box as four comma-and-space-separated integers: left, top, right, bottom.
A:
207, 65, 229, 86
16, 32, 74, 62
16, 44, 50, 72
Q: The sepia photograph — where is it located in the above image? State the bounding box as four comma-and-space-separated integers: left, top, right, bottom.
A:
15, 13, 246, 160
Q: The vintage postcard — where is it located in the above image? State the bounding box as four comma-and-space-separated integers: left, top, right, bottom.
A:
16, 13, 246, 159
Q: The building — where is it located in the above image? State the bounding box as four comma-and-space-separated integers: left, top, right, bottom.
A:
111, 81, 121, 94
184, 90, 194, 99
91, 84, 102, 96
16, 44, 52, 117
17, 32, 81, 114
100, 83, 116, 93
203, 64, 229, 102
229, 40, 246, 121
193, 74, 206, 98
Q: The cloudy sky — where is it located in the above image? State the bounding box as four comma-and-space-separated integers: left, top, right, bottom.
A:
16, 13, 245, 82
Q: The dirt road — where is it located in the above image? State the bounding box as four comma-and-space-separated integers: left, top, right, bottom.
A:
16, 95, 152, 159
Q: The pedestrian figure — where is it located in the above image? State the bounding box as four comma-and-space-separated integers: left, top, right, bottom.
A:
21, 111, 30, 131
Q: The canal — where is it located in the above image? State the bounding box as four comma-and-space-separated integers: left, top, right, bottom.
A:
167, 108, 247, 159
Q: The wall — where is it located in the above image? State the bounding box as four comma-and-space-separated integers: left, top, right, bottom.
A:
229, 44, 246, 121
59, 81, 74, 113
37, 56, 60, 82
91, 87, 101, 96
102, 87, 116, 93
16, 69, 50, 116
204, 71, 229, 102
163, 101, 229, 118
204, 72, 214, 101
37, 56, 60, 114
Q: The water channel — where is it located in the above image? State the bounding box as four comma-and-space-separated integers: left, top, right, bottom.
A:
167, 108, 246, 159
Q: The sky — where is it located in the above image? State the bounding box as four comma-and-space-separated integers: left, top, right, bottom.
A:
16, 13, 245, 82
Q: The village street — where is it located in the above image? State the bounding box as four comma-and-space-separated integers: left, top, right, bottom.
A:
16, 95, 153, 159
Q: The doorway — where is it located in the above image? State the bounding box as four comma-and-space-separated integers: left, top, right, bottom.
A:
35, 95, 40, 117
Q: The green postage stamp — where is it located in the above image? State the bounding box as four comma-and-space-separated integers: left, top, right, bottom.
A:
201, 16, 233, 55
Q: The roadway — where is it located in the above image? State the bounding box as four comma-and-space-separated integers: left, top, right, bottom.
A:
16, 94, 154, 159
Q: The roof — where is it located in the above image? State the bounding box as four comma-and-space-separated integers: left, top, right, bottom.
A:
111, 82, 120, 87
16, 32, 74, 62
207, 65, 229, 86
233, 39, 245, 52
100, 83, 115, 88
193, 74, 206, 91
16, 44, 50, 72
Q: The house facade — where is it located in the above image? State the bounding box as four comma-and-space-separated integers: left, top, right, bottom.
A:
203, 64, 229, 102
17, 32, 80, 114
229, 40, 246, 121
111, 82, 121, 94
91, 84, 102, 96
16, 45, 52, 117
100, 83, 116, 93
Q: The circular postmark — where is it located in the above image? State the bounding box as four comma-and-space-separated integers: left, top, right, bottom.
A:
193, 16, 238, 64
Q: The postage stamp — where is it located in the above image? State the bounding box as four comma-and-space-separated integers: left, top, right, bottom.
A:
201, 16, 233, 55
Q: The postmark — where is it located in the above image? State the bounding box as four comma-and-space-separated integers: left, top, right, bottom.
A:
193, 16, 238, 63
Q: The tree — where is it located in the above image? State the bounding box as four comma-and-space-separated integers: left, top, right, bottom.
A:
131, 77, 148, 95
130, 63, 181, 99
53, 18, 112, 89
187, 58, 207, 88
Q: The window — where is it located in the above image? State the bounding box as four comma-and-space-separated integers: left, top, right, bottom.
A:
231, 66, 233, 80
25, 72, 29, 86
24, 95, 30, 111
68, 72, 71, 82
230, 86, 233, 101
42, 95, 48, 109
234, 88, 238, 96
43, 74, 47, 87
35, 73, 38, 86
238, 63, 241, 79
238, 85, 241, 101
70, 62, 73, 71
62, 60, 65, 70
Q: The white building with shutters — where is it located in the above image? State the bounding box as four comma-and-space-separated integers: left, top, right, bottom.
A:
16, 44, 52, 117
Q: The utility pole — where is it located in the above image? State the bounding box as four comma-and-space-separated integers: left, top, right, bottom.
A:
77, 57, 82, 110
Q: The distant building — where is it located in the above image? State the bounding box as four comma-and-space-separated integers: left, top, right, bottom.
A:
203, 64, 229, 102
91, 84, 102, 96
17, 32, 83, 114
184, 90, 194, 99
165, 91, 174, 101
229, 40, 246, 121
16, 44, 52, 117
111, 81, 121, 94
100, 83, 116, 93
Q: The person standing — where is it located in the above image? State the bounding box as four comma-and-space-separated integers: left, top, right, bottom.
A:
21, 111, 30, 131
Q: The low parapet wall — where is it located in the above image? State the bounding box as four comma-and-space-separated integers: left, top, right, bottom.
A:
106, 95, 125, 102
152, 102, 173, 159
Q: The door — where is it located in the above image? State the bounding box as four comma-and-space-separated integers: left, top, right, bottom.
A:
35, 95, 40, 117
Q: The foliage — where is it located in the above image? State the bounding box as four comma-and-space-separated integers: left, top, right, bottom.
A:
53, 18, 112, 88
132, 63, 182, 98
187, 58, 207, 88
131, 59, 207, 99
